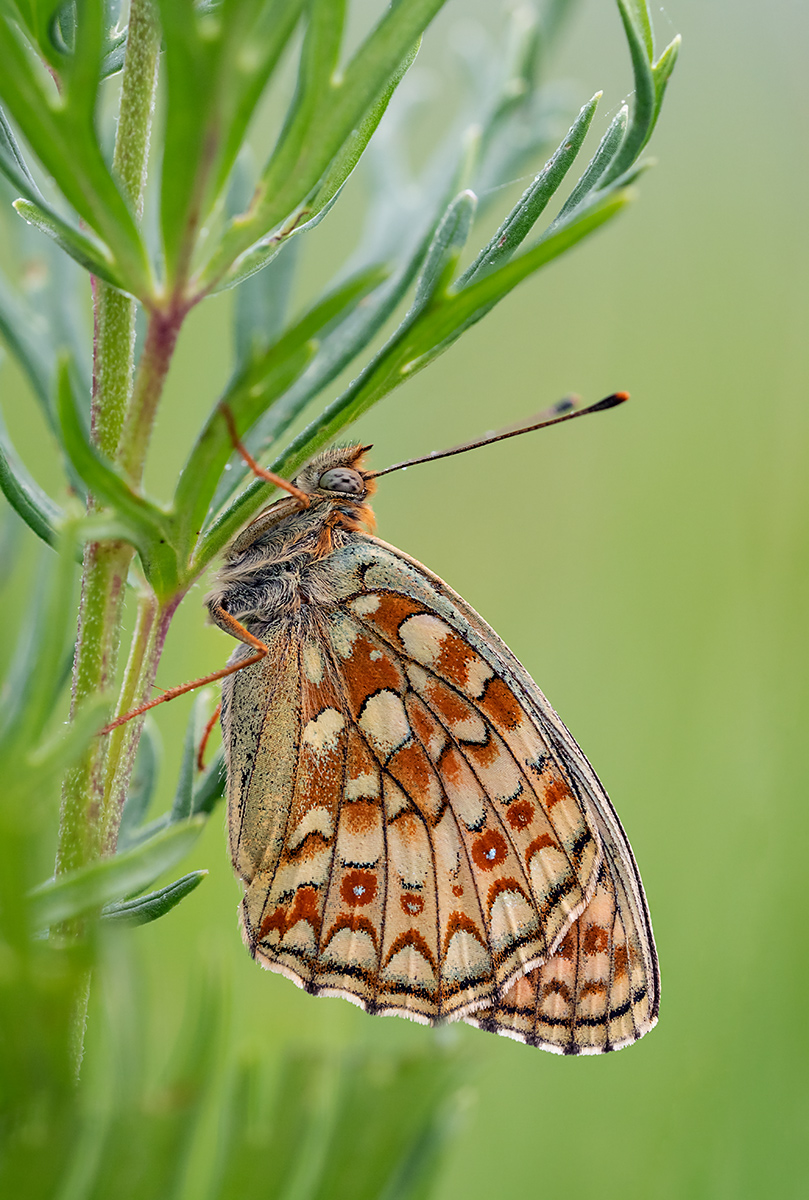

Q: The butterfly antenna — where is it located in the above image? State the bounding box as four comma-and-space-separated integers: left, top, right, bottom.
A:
369, 392, 629, 479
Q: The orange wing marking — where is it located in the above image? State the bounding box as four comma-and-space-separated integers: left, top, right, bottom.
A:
349, 592, 601, 978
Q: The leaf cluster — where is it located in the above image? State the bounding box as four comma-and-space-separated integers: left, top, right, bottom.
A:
0, 0, 679, 605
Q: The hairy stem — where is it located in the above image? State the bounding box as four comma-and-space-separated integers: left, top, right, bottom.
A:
56, 541, 131, 872
117, 305, 186, 482
100, 592, 181, 856
92, 0, 161, 465
57, 0, 161, 880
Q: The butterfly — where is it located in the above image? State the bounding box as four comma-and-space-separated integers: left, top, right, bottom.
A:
202, 424, 660, 1055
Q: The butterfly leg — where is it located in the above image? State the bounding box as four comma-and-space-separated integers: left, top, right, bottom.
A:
197, 701, 222, 771
219, 404, 310, 506
100, 609, 268, 734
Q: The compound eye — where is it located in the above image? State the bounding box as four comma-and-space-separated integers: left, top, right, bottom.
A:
317, 467, 364, 494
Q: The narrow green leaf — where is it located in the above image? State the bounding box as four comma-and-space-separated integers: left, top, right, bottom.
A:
0, 528, 81, 749
158, 0, 305, 286
256, 188, 631, 472
0, 409, 62, 549
13, 198, 124, 288
29, 815, 206, 927
100, 11, 128, 79
550, 104, 628, 227
622, 0, 654, 57
192, 746, 225, 816
222, 0, 347, 275
0, 269, 53, 413
458, 92, 600, 287
233, 237, 300, 370
156, 0, 224, 284
11, 0, 71, 68
170, 693, 212, 823
118, 718, 162, 849
29, 231, 94, 407
0, 8, 151, 296
59, 0, 106, 112
0, 102, 43, 198
56, 359, 170, 553
653, 34, 681, 111
601, 0, 679, 186
411, 191, 477, 313
200, 0, 448, 289
213, 187, 344, 295
26, 694, 110, 787
101, 870, 206, 926
304, 37, 420, 225
210, 0, 308, 205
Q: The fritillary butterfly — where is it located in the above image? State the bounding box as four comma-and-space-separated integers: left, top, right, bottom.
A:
202, 434, 660, 1055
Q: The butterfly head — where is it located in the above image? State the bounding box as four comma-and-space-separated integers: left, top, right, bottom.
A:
292, 443, 377, 506
229, 444, 378, 557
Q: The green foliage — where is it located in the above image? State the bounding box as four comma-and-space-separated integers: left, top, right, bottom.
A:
0, 0, 679, 1195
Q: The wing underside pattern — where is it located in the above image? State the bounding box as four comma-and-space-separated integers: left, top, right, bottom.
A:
221, 542, 658, 1052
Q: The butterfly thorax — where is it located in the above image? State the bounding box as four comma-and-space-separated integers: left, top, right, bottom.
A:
206, 444, 376, 631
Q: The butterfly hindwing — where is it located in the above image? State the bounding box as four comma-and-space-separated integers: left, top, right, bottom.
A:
222, 534, 657, 1049
214, 443, 658, 1052
469, 847, 659, 1052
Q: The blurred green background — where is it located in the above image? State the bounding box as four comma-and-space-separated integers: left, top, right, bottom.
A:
3, 0, 807, 1195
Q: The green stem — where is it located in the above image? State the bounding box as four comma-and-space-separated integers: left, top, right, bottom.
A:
92, 0, 161, 463
99, 590, 182, 856
57, 0, 161, 881
113, 0, 161, 223
56, 540, 132, 872
116, 305, 186, 482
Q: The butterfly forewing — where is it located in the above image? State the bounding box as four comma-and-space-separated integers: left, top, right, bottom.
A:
221, 529, 657, 1048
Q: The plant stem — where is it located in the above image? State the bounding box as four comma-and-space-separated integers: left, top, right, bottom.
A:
117, 305, 186, 482
93, 0, 161, 464
57, 0, 161, 880
99, 591, 181, 856
113, 0, 161, 225
56, 541, 132, 872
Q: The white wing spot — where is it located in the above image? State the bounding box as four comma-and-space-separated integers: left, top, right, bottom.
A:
328, 611, 360, 658
358, 690, 411, 758
302, 708, 344, 755
302, 641, 324, 684
398, 613, 453, 665
345, 768, 380, 800
288, 805, 335, 850
349, 594, 381, 617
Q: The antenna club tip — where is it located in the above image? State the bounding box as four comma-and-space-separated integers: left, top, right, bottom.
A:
589, 391, 630, 413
